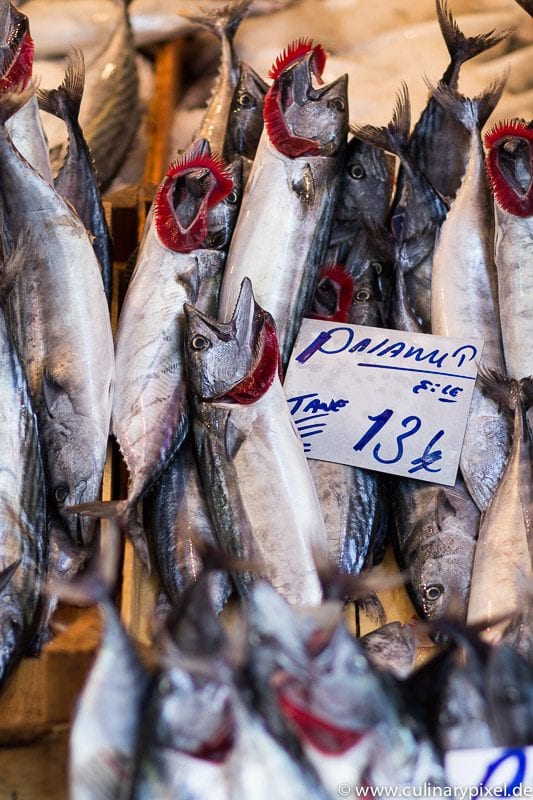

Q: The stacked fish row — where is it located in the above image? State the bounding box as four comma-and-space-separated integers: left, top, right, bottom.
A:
0, 0, 116, 684
68, 559, 533, 798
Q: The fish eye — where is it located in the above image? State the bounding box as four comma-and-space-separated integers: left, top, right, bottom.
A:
190, 334, 211, 351
237, 91, 255, 109
54, 485, 69, 504
423, 584, 443, 602
225, 190, 239, 205
328, 96, 345, 112
355, 288, 371, 302
349, 163, 365, 180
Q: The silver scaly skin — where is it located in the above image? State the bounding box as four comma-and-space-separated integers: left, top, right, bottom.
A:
0, 278, 46, 682
0, 93, 113, 549
430, 81, 510, 511
184, 278, 326, 606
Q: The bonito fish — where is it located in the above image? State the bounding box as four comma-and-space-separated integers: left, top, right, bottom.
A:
485, 117, 533, 381
218, 39, 348, 369
184, 277, 326, 606
110, 139, 238, 563
0, 89, 114, 548
430, 80, 510, 511
0, 245, 47, 682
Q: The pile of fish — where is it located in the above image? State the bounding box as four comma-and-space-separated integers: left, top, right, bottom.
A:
0, 0, 532, 792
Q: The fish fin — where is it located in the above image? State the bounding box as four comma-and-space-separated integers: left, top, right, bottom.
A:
291, 163, 315, 204
476, 368, 522, 414
436, 0, 512, 71
224, 411, 247, 460
435, 488, 458, 531
0, 559, 21, 593
65, 500, 151, 572
351, 81, 410, 159
41, 372, 73, 418
395, 224, 437, 273
37, 49, 85, 121
428, 76, 507, 133
0, 233, 31, 299
356, 593, 386, 626
0, 84, 35, 125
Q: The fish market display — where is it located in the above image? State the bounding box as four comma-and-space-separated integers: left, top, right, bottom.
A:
0, 252, 47, 683
217, 39, 348, 368
185, 278, 326, 605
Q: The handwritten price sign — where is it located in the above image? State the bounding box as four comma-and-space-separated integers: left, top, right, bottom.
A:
283, 320, 482, 486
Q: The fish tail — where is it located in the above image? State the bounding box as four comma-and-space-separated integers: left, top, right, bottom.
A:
429, 77, 506, 133
437, 0, 511, 76
177, 0, 252, 42
476, 368, 532, 414
37, 49, 85, 123
352, 81, 410, 160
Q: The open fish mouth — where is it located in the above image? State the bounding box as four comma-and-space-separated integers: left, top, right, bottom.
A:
485, 120, 533, 216
153, 138, 233, 253
0, 5, 33, 95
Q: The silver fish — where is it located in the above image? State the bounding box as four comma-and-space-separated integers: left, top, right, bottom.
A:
218, 41, 348, 369
184, 278, 326, 606
37, 49, 113, 304
0, 255, 47, 681
110, 140, 239, 563
0, 91, 114, 548
467, 374, 533, 643
485, 117, 533, 381
224, 60, 268, 165
431, 81, 510, 512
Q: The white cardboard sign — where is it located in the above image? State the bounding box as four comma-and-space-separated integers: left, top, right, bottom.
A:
283, 320, 482, 486
445, 746, 533, 796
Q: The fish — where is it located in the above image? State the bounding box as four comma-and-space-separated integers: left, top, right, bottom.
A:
466, 374, 533, 643
217, 39, 348, 369
187, 0, 253, 158
144, 434, 234, 612
486, 643, 533, 746
184, 277, 326, 606
353, 82, 448, 332
43, 0, 140, 190
37, 49, 113, 305
0, 0, 52, 181
485, 118, 533, 381
0, 89, 114, 550
224, 60, 268, 165
326, 134, 394, 266
0, 245, 47, 682
359, 621, 416, 679
390, 477, 480, 624
109, 139, 238, 564
430, 80, 510, 512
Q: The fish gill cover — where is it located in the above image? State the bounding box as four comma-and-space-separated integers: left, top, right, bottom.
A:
485, 119, 533, 217
153, 139, 233, 253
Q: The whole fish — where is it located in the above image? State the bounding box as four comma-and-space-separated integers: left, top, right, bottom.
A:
70, 598, 150, 800
0, 252, 47, 682
390, 477, 480, 623
0, 90, 114, 549
110, 140, 238, 564
145, 434, 233, 612
353, 83, 447, 332
44, 0, 140, 189
37, 49, 113, 304
431, 81, 510, 512
218, 39, 348, 369
224, 60, 268, 165
0, 0, 52, 180
187, 0, 252, 158
184, 277, 326, 606
485, 118, 533, 380
467, 374, 533, 643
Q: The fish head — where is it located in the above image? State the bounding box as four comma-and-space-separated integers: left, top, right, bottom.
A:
226, 62, 268, 160
487, 645, 533, 746
0, 3, 33, 95
151, 661, 235, 761
309, 264, 354, 322
40, 381, 105, 547
437, 647, 493, 750
203, 157, 243, 250
153, 139, 233, 252
485, 120, 533, 217
347, 253, 385, 328
184, 277, 280, 404
336, 136, 395, 223
264, 40, 348, 158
